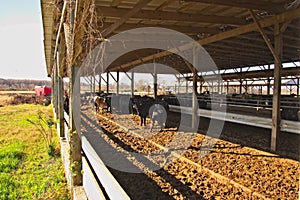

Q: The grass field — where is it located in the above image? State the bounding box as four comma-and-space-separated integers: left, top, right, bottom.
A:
0, 104, 70, 199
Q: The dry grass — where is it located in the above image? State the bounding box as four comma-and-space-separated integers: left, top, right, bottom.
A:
0, 94, 14, 107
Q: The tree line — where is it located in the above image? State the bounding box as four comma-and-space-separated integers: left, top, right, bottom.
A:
0, 78, 51, 91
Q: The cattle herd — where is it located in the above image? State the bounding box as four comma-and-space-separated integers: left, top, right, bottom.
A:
78, 92, 300, 125
93, 93, 169, 131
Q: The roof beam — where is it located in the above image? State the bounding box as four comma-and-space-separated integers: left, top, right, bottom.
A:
207, 43, 272, 58
186, 67, 300, 81
96, 6, 247, 25
236, 35, 298, 50
156, 0, 175, 10
111, 0, 123, 7
101, 0, 152, 38
218, 39, 296, 55
249, 10, 281, 65
99, 22, 220, 35
181, 0, 285, 13
198, 8, 300, 45
112, 8, 300, 71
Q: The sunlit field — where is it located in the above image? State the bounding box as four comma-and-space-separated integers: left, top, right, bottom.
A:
0, 104, 70, 199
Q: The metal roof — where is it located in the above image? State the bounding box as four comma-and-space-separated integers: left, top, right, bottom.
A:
41, 0, 300, 76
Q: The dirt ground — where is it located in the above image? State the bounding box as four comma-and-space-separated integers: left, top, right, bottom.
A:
90, 108, 299, 200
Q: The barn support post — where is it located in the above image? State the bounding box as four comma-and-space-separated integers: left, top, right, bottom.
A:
131, 72, 135, 96
239, 80, 243, 94
177, 76, 180, 94
200, 81, 203, 94
186, 77, 189, 94
217, 70, 221, 94
56, 47, 64, 137
271, 23, 283, 151
192, 47, 199, 131
98, 74, 101, 93
69, 65, 82, 186
250, 9, 285, 151
106, 72, 109, 94
110, 72, 119, 95
227, 81, 229, 94
153, 74, 158, 99
67, 0, 83, 187
192, 72, 198, 131
153, 64, 158, 99
57, 75, 64, 137
90, 76, 92, 94
220, 81, 224, 94
116, 71, 120, 95
297, 78, 299, 97
51, 67, 57, 120
51, 68, 55, 109
267, 64, 271, 96
93, 75, 96, 94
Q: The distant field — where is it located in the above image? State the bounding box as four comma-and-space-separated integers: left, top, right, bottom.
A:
0, 104, 70, 199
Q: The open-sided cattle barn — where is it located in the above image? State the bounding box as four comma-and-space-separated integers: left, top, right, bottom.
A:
41, 0, 300, 198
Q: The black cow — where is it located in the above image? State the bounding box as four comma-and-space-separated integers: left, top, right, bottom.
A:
131, 96, 155, 126
131, 96, 169, 130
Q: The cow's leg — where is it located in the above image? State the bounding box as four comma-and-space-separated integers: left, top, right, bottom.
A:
94, 102, 97, 112
140, 116, 143, 126
143, 116, 147, 126
150, 119, 154, 131
95, 103, 99, 113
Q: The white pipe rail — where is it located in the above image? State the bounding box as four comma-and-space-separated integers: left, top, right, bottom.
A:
81, 136, 130, 200
169, 105, 300, 134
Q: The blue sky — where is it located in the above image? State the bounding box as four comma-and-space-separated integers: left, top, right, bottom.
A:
0, 0, 48, 80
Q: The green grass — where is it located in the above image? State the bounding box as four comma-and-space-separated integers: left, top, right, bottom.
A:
0, 104, 70, 200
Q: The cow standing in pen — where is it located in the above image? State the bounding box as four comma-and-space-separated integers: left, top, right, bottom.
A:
132, 96, 155, 126
94, 93, 111, 114
149, 103, 168, 131
131, 96, 168, 131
